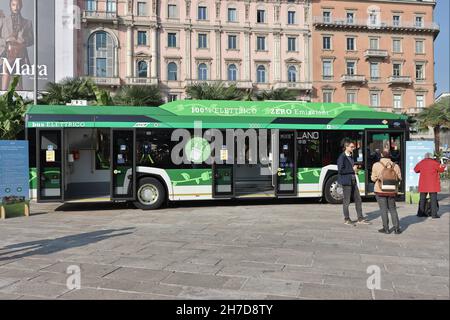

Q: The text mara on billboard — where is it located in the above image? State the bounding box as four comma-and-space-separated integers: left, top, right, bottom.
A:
0, 0, 55, 91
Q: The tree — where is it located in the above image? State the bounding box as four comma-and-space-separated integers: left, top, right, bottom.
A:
0, 76, 29, 140
416, 96, 450, 153
40, 77, 96, 105
114, 85, 164, 106
255, 88, 298, 101
186, 82, 244, 100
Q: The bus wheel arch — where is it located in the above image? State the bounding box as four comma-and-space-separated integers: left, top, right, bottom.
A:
323, 172, 344, 204
134, 175, 168, 210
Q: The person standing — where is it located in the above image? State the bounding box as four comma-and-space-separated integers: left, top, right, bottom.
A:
371, 150, 402, 234
337, 139, 370, 225
414, 153, 446, 219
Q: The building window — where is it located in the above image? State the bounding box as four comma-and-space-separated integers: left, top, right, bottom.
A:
88, 31, 114, 78
167, 62, 177, 81
415, 64, 425, 80
415, 40, 424, 54
256, 65, 266, 83
198, 33, 208, 49
198, 6, 207, 20
393, 94, 402, 109
393, 15, 400, 26
393, 63, 401, 77
198, 63, 208, 80
323, 90, 333, 103
369, 12, 378, 26
347, 92, 356, 104
168, 33, 177, 47
168, 94, 178, 102
322, 36, 331, 50
369, 38, 379, 50
416, 95, 425, 109
415, 16, 424, 27
287, 37, 296, 51
323, 11, 331, 23
137, 1, 146, 16
370, 92, 380, 107
322, 60, 332, 80
106, 0, 116, 13
137, 60, 148, 78
228, 8, 237, 22
257, 36, 266, 51
370, 63, 379, 80
346, 37, 355, 51
227, 64, 237, 81
168, 4, 177, 18
288, 66, 297, 82
228, 35, 237, 49
137, 31, 147, 46
346, 12, 354, 24
288, 11, 296, 24
346, 61, 356, 75
86, 0, 96, 11
257, 9, 265, 23
393, 39, 401, 53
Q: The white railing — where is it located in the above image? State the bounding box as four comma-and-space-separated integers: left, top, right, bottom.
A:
125, 77, 158, 85
273, 82, 313, 90
364, 49, 388, 58
88, 77, 121, 86
341, 75, 366, 83
83, 10, 118, 20
184, 80, 253, 89
313, 16, 439, 31
388, 76, 412, 84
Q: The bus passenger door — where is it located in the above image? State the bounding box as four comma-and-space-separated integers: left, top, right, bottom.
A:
365, 130, 405, 196
276, 130, 297, 196
37, 129, 64, 202
111, 129, 136, 200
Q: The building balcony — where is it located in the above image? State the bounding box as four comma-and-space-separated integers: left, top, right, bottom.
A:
87, 77, 121, 86
82, 10, 118, 23
313, 16, 440, 35
388, 76, 413, 85
364, 49, 388, 59
341, 74, 366, 84
273, 82, 313, 91
125, 77, 158, 85
184, 80, 253, 89
407, 107, 424, 115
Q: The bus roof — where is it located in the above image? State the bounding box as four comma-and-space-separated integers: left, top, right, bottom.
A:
25, 100, 408, 130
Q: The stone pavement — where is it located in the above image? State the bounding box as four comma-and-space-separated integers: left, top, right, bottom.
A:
0, 196, 448, 300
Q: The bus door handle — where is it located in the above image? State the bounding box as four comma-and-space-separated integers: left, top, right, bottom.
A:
113, 169, 122, 175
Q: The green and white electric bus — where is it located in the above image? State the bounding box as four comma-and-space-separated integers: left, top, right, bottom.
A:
25, 100, 408, 209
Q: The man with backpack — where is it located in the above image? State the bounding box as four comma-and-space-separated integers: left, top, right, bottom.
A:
371, 150, 402, 234
414, 153, 446, 219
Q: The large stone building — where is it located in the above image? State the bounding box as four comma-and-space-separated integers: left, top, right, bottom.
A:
311, 0, 439, 115
77, 0, 313, 101
75, 0, 439, 113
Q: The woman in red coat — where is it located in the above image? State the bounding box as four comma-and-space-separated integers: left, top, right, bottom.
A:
414, 153, 446, 218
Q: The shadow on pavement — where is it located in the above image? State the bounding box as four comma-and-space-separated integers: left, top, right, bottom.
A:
0, 228, 135, 261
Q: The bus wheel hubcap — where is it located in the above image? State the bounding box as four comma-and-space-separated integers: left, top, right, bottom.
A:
138, 184, 159, 205
330, 181, 343, 201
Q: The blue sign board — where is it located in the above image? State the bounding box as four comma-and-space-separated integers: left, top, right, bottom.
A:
405, 141, 434, 204
0, 141, 30, 202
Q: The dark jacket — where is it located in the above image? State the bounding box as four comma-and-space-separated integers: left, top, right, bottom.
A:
337, 152, 356, 186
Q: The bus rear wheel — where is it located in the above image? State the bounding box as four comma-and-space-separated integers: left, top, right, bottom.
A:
134, 177, 165, 210
324, 175, 344, 204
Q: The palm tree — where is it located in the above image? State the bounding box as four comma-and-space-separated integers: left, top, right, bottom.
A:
255, 88, 298, 101
0, 76, 29, 140
114, 85, 163, 106
186, 82, 244, 100
41, 77, 97, 105
416, 96, 450, 153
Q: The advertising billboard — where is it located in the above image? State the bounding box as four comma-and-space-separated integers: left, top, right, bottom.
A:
0, 0, 55, 91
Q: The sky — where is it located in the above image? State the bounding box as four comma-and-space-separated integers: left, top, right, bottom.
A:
435, 0, 450, 97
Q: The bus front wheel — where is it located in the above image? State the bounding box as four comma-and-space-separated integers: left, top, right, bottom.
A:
134, 177, 166, 210
324, 175, 344, 204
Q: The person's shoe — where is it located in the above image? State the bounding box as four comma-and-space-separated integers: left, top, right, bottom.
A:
357, 217, 371, 225
394, 228, 402, 234
378, 228, 390, 234
344, 219, 354, 226
431, 215, 440, 219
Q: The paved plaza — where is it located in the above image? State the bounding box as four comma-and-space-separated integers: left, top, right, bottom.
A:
0, 196, 448, 300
